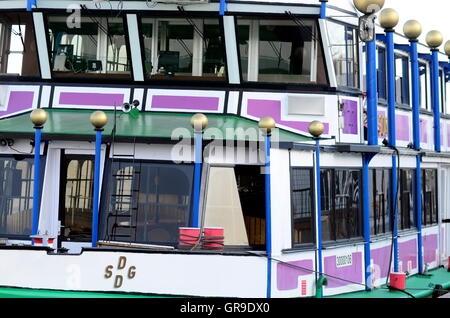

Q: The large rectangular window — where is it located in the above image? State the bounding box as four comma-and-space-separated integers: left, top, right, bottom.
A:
327, 20, 359, 88
399, 169, 415, 231
377, 46, 387, 100
419, 61, 429, 110
0, 12, 40, 77
369, 169, 391, 236
422, 169, 438, 226
0, 156, 36, 237
100, 161, 194, 246
47, 15, 131, 78
236, 17, 327, 85
291, 168, 314, 246
320, 168, 362, 242
141, 17, 226, 80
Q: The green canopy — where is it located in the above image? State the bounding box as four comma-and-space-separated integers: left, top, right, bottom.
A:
0, 109, 312, 143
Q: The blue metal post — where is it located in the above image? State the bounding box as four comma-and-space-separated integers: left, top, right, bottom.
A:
314, 138, 326, 296
264, 134, 272, 298
319, 0, 328, 19
410, 39, 424, 274
361, 36, 378, 290
27, 0, 36, 11
91, 129, 103, 247
219, 0, 227, 16
385, 29, 399, 273
431, 49, 441, 152
191, 131, 203, 228
31, 127, 42, 242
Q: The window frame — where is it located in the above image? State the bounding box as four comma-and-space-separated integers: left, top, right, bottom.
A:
139, 15, 228, 82
235, 15, 328, 86
418, 59, 431, 112
99, 158, 195, 247
421, 168, 438, 227
394, 51, 411, 107
398, 168, 416, 232
320, 167, 364, 245
45, 13, 133, 79
290, 167, 316, 249
327, 19, 360, 89
369, 168, 392, 237
0, 154, 45, 240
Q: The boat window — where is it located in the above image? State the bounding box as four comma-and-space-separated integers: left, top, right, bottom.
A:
100, 161, 194, 247
203, 165, 266, 250
0, 157, 36, 238
399, 169, 415, 231
377, 46, 387, 100
440, 69, 447, 114
395, 54, 410, 106
291, 168, 314, 245
327, 20, 359, 88
320, 168, 362, 242
47, 15, 131, 78
0, 12, 40, 77
60, 157, 94, 242
419, 61, 429, 110
369, 169, 391, 236
422, 169, 438, 226
141, 17, 226, 81
236, 17, 327, 85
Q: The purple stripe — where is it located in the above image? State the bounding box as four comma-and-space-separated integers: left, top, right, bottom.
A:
0, 91, 34, 116
151, 95, 219, 111
342, 99, 358, 135
399, 238, 417, 271
396, 114, 410, 141
276, 260, 314, 291
423, 234, 438, 264
371, 245, 391, 280
247, 99, 330, 134
420, 118, 428, 143
59, 92, 125, 107
447, 124, 450, 147
324, 252, 363, 288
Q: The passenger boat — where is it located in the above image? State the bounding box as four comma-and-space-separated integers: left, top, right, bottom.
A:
0, 0, 448, 298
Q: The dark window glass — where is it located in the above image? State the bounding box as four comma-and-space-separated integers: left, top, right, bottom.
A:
101, 161, 194, 246
47, 15, 131, 78
377, 47, 386, 100
419, 62, 428, 110
141, 18, 226, 80
395, 55, 410, 105
370, 169, 391, 235
0, 12, 40, 77
60, 157, 94, 241
0, 157, 35, 237
236, 17, 327, 84
399, 169, 415, 230
320, 169, 362, 242
291, 168, 314, 245
422, 169, 438, 226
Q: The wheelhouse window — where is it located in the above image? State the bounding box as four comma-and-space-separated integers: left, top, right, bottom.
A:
377, 46, 387, 100
395, 54, 410, 106
291, 168, 314, 245
141, 17, 226, 80
100, 161, 194, 247
0, 156, 36, 237
236, 17, 327, 85
320, 168, 362, 242
419, 61, 429, 110
399, 169, 415, 231
422, 169, 438, 226
47, 15, 131, 78
203, 165, 266, 250
60, 156, 94, 242
327, 20, 359, 88
0, 12, 40, 77
369, 169, 391, 236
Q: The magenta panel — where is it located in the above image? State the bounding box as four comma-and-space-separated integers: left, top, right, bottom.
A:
276, 259, 314, 291
151, 95, 220, 111
396, 114, 410, 141
0, 91, 35, 116
59, 92, 125, 107
323, 252, 363, 288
